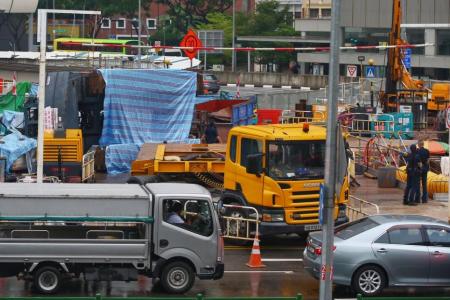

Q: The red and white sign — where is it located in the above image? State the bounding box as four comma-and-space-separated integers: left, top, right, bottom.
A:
179, 28, 202, 60
346, 65, 357, 78
12, 72, 17, 96
446, 105, 450, 129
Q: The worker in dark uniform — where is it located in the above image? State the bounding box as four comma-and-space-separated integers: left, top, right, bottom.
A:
403, 144, 421, 206
202, 121, 222, 144
417, 140, 430, 203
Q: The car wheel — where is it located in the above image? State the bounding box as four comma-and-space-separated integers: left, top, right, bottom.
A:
160, 261, 195, 294
352, 265, 386, 296
33, 266, 62, 294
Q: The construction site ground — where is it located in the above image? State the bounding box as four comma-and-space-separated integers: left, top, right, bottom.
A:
351, 174, 449, 222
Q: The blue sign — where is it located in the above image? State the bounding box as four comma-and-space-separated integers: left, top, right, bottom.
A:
403, 48, 412, 69
319, 184, 325, 225
366, 66, 376, 78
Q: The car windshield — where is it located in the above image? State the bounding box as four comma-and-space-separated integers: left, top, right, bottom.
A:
266, 141, 325, 180
335, 217, 380, 240
204, 74, 217, 81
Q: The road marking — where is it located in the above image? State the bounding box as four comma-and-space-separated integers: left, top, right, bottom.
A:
261, 258, 303, 262
225, 270, 294, 274
335, 298, 356, 300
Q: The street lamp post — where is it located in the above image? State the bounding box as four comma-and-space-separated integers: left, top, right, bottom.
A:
138, 0, 142, 68
231, 0, 236, 72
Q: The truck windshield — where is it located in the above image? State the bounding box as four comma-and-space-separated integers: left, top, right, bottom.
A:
267, 141, 325, 180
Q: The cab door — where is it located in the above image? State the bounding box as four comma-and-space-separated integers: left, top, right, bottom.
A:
235, 137, 264, 207
425, 226, 450, 285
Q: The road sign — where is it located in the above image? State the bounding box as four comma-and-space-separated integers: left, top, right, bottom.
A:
403, 48, 412, 69
366, 66, 376, 78
180, 28, 202, 60
346, 65, 357, 78
357, 55, 365, 62
319, 183, 325, 225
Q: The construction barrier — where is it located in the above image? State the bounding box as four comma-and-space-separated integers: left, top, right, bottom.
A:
0, 294, 304, 300
82, 150, 95, 182
357, 295, 450, 300
221, 204, 260, 241
347, 195, 380, 221
280, 110, 326, 124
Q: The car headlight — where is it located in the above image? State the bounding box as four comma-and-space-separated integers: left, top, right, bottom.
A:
262, 213, 284, 222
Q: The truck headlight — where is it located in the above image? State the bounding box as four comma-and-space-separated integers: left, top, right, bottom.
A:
262, 213, 284, 222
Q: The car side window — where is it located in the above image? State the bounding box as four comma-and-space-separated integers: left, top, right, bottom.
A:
388, 227, 424, 246
163, 199, 213, 237
374, 232, 389, 244
426, 227, 450, 247
229, 135, 237, 163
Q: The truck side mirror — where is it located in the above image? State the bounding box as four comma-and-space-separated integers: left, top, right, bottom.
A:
246, 153, 263, 177
216, 200, 226, 215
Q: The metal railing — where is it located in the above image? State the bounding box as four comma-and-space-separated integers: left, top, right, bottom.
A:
221, 204, 259, 241
82, 150, 95, 182
280, 110, 326, 124
0, 293, 304, 300
347, 195, 380, 221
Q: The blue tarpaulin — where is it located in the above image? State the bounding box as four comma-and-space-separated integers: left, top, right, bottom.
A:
99, 69, 197, 146
0, 133, 37, 172
105, 144, 140, 175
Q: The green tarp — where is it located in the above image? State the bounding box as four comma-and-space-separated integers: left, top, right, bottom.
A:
0, 81, 32, 113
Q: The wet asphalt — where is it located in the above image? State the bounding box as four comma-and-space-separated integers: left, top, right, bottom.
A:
0, 235, 449, 299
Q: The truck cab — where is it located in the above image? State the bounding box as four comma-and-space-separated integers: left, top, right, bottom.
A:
0, 183, 224, 294
220, 123, 349, 235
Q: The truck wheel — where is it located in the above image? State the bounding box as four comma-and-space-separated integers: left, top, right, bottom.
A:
33, 266, 62, 294
160, 261, 195, 294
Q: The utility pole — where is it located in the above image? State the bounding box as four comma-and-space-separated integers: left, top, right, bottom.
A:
319, 0, 341, 299
232, 0, 236, 72
137, 0, 142, 68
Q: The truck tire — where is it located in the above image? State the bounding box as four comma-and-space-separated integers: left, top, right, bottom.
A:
33, 266, 62, 294
160, 261, 195, 294
127, 175, 159, 185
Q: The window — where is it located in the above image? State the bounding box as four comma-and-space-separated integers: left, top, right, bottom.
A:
321, 9, 331, 18
101, 18, 111, 29
240, 138, 262, 167
309, 8, 319, 18
437, 30, 450, 56
147, 18, 156, 29
426, 227, 450, 247
335, 217, 379, 240
230, 135, 237, 162
267, 141, 325, 180
405, 29, 424, 55
388, 227, 424, 245
374, 232, 389, 244
116, 18, 126, 29
163, 199, 213, 236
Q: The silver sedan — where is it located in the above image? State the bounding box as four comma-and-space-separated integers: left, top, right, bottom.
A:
303, 215, 450, 296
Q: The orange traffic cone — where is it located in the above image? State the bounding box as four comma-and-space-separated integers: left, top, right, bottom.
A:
246, 234, 266, 268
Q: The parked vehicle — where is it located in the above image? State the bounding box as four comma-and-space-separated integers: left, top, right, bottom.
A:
199, 73, 220, 94
0, 183, 224, 294
303, 215, 450, 296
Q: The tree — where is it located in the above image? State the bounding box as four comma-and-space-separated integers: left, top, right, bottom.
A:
37, 0, 152, 37
160, 0, 232, 32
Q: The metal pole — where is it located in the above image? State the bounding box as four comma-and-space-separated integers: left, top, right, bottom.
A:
232, 0, 236, 72
138, 0, 142, 68
247, 51, 251, 73
28, 13, 34, 51
53, 0, 55, 39
37, 11, 48, 184
319, 0, 341, 299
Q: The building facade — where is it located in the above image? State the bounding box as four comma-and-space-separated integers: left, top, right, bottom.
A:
295, 0, 450, 80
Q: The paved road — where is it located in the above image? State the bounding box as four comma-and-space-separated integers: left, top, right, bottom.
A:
0, 235, 449, 299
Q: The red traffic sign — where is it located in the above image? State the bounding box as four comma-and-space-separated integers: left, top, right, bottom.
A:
180, 29, 202, 60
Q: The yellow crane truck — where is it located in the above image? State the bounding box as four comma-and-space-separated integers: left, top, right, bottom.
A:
131, 123, 349, 236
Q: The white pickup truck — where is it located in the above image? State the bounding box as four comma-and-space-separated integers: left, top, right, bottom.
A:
0, 182, 224, 294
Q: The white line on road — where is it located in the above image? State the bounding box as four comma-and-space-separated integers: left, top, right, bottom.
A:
225, 270, 294, 274
261, 258, 303, 262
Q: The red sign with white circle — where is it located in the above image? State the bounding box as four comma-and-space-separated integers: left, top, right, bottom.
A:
180, 29, 202, 60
